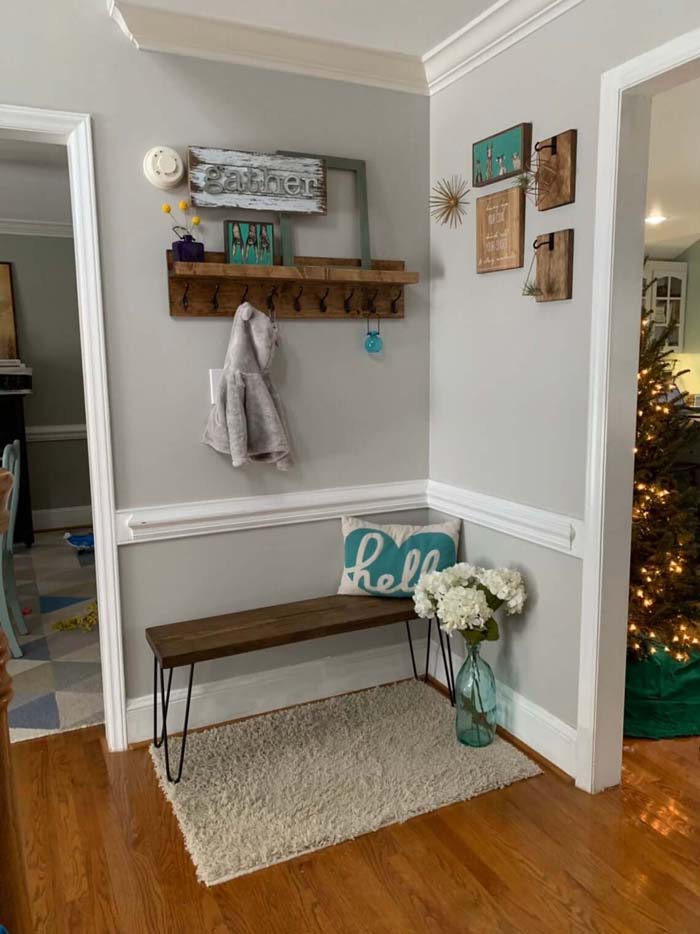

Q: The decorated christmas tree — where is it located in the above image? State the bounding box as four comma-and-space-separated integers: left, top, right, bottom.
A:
628, 311, 700, 656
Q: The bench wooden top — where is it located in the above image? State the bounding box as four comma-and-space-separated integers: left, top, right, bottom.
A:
146, 594, 416, 668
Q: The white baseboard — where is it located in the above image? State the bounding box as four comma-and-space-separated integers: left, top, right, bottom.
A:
26, 423, 87, 443
127, 637, 427, 744
428, 634, 576, 777
129, 629, 576, 777
32, 504, 92, 531
495, 681, 576, 776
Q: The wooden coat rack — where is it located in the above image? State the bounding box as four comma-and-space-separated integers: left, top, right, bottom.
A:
167, 252, 419, 319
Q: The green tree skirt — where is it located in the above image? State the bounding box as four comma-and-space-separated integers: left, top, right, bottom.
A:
625, 650, 700, 738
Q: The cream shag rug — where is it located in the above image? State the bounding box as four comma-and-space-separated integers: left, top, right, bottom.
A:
151, 680, 540, 885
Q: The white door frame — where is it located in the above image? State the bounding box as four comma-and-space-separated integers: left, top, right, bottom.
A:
577, 28, 700, 792
0, 105, 127, 751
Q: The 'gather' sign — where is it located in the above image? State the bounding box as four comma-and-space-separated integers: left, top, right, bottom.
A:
188, 147, 327, 214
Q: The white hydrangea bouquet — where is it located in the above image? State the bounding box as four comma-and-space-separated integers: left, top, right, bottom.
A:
413, 562, 527, 645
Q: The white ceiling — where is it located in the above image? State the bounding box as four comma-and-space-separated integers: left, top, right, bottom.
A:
128, 0, 494, 56
646, 76, 700, 259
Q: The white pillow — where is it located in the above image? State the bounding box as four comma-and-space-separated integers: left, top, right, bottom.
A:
338, 515, 461, 598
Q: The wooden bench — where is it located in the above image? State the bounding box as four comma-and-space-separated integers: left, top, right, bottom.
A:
146, 594, 454, 784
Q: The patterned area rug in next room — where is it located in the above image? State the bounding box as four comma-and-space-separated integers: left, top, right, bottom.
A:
7, 529, 103, 742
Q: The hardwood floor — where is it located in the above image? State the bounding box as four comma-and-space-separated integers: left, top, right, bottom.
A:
11, 724, 700, 933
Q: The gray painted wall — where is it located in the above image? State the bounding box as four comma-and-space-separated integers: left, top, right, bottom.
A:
121, 507, 432, 699
0, 233, 90, 511
429, 510, 581, 727
1, 0, 430, 701
0, 157, 72, 225
429, 0, 700, 726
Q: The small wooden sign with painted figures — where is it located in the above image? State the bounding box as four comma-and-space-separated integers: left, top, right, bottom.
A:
472, 123, 531, 187
476, 187, 525, 273
189, 147, 327, 214
224, 220, 275, 265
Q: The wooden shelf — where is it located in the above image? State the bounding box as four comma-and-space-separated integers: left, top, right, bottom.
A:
167, 252, 419, 319
171, 260, 419, 286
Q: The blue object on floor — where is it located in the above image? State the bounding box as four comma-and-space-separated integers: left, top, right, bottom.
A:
20, 636, 51, 660
39, 595, 88, 614
64, 531, 94, 553
8, 692, 60, 729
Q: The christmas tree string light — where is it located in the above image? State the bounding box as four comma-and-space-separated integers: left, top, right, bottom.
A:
628, 304, 700, 662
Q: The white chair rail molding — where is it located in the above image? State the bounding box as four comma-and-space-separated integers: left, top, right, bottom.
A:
115, 478, 584, 553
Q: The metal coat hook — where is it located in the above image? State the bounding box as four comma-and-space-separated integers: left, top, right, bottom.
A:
240, 284, 249, 304
267, 286, 278, 314
533, 233, 555, 252
390, 288, 402, 315
344, 290, 355, 314
367, 290, 378, 314
319, 288, 330, 313
293, 286, 304, 312
181, 282, 190, 309
210, 283, 220, 310
535, 136, 558, 156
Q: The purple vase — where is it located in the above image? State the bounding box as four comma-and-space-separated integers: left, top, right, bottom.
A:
172, 235, 204, 262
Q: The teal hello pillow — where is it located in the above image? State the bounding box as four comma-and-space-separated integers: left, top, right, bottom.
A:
338, 515, 461, 598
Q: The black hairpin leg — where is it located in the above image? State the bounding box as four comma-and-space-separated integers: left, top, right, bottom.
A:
153, 655, 173, 748
153, 655, 195, 784
437, 625, 455, 706
405, 620, 418, 679
424, 617, 433, 682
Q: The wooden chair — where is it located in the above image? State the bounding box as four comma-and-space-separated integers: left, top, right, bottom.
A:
0, 467, 33, 932
0, 441, 28, 659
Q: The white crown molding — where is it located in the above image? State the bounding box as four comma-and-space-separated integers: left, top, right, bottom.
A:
115, 479, 429, 544
0, 217, 73, 238
108, 0, 584, 97
26, 423, 87, 443
424, 0, 586, 95
428, 479, 583, 557
107, 1, 428, 95
127, 637, 427, 744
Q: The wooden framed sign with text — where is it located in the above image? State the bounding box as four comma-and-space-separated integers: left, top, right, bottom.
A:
476, 187, 525, 274
189, 147, 327, 214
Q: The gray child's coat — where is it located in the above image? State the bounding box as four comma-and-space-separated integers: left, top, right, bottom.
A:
203, 302, 292, 470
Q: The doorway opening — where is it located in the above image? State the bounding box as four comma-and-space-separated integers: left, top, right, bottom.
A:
579, 29, 700, 792
0, 139, 100, 739
0, 105, 125, 751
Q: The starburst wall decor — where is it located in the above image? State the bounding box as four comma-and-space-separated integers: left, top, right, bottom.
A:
430, 175, 470, 228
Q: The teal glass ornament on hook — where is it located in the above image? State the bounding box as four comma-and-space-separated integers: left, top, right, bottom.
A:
364, 316, 383, 354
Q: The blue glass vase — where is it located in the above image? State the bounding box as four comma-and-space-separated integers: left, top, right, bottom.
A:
455, 642, 497, 747
364, 330, 383, 354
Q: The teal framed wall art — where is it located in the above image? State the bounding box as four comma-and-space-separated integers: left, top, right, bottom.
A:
224, 220, 275, 265
472, 123, 531, 187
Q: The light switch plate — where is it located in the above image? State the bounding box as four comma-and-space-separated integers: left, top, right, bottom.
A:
209, 369, 223, 404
